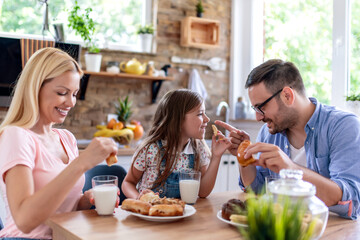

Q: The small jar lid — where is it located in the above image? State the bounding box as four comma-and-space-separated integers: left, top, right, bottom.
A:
268, 169, 316, 197
107, 61, 119, 67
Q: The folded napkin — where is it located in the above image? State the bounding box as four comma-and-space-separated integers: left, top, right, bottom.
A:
188, 69, 208, 100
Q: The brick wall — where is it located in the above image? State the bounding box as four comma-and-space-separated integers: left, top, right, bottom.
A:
0, 0, 231, 140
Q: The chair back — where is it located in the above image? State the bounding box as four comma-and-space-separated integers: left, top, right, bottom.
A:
83, 165, 127, 205
0, 217, 3, 230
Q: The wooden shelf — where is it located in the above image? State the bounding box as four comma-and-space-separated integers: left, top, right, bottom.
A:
79, 71, 174, 103
83, 71, 174, 81
181, 17, 220, 49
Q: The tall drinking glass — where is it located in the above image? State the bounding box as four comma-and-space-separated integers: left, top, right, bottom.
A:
92, 175, 118, 215
179, 171, 201, 205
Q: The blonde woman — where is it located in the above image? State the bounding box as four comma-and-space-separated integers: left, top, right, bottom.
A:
0, 48, 118, 240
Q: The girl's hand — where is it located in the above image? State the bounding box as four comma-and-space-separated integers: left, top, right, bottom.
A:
137, 189, 159, 200
79, 137, 118, 170
211, 131, 231, 158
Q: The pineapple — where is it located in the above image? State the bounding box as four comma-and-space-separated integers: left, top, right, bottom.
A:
115, 96, 132, 125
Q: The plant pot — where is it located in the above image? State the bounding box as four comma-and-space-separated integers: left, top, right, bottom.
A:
85, 53, 102, 72
196, 12, 203, 18
345, 101, 360, 116
139, 33, 153, 52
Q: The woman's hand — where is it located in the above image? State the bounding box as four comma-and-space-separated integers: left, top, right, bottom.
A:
78, 137, 118, 170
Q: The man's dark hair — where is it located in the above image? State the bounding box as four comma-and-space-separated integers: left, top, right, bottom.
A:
245, 59, 306, 96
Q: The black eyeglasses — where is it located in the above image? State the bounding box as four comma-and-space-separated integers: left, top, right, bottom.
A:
251, 88, 283, 115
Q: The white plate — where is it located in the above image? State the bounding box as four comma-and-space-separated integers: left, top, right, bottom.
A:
122, 205, 196, 222
216, 210, 248, 228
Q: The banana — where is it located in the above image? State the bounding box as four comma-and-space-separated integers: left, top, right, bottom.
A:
113, 129, 134, 145
96, 125, 107, 130
93, 128, 134, 145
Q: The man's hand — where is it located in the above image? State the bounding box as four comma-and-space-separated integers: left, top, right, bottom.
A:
214, 120, 250, 156
246, 142, 297, 173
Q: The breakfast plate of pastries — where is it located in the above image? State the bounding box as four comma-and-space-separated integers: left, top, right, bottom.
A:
120, 190, 196, 222
217, 198, 248, 228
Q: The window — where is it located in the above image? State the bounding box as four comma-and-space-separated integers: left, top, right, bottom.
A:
350, 0, 360, 94
264, 0, 333, 105
0, 0, 154, 52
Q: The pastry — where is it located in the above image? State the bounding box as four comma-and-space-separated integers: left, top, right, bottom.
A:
121, 199, 151, 215
106, 153, 118, 166
237, 140, 256, 167
149, 204, 184, 216
221, 199, 246, 220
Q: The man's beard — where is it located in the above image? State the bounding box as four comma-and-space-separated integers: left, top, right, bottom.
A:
263, 100, 299, 134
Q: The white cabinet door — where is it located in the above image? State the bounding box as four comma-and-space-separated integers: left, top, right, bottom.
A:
227, 155, 241, 191
213, 155, 230, 193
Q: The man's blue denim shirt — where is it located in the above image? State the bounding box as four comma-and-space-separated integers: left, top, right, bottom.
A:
239, 98, 360, 219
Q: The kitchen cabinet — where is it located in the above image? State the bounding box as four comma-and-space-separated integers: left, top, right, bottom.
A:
79, 71, 174, 103
213, 154, 241, 193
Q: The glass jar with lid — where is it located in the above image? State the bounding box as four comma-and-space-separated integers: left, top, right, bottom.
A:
268, 169, 329, 240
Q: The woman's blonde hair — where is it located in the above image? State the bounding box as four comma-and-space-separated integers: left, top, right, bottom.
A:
0, 47, 82, 133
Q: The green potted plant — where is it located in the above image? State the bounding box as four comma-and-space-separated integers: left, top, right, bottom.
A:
137, 24, 154, 53
196, 0, 204, 18
345, 93, 360, 116
68, 0, 102, 72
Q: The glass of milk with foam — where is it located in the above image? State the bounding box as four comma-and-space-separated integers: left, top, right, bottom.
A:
179, 171, 201, 205
92, 175, 118, 215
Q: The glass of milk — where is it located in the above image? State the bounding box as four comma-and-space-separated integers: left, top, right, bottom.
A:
179, 171, 201, 205
92, 175, 118, 215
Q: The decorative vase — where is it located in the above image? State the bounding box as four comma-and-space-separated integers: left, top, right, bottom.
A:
85, 53, 102, 72
139, 33, 153, 53
345, 101, 360, 117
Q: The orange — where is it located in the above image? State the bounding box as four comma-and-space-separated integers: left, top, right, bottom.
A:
133, 125, 144, 140
113, 122, 124, 130
107, 118, 117, 129
130, 119, 141, 125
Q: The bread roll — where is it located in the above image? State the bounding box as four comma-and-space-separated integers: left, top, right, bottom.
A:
237, 140, 256, 167
121, 199, 151, 215
149, 204, 184, 216
106, 153, 118, 166
139, 191, 160, 203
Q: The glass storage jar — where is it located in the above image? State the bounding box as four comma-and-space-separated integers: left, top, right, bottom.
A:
268, 169, 329, 240
106, 61, 120, 73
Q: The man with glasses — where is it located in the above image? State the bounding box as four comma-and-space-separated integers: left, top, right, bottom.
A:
216, 59, 360, 219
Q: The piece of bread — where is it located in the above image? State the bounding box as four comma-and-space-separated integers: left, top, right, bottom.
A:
151, 197, 186, 209
139, 190, 160, 203
149, 204, 184, 216
106, 153, 118, 166
230, 214, 248, 224
212, 124, 218, 136
121, 199, 151, 215
236, 140, 256, 167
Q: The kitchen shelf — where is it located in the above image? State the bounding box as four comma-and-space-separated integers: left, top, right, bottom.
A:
181, 17, 220, 49
82, 71, 174, 81
79, 71, 174, 103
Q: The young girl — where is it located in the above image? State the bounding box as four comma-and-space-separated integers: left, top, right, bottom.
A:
122, 89, 231, 199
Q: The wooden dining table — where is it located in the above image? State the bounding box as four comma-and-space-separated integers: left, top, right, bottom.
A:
46, 191, 360, 240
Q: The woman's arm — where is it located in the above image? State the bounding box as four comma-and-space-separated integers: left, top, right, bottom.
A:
5, 137, 117, 233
